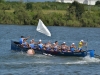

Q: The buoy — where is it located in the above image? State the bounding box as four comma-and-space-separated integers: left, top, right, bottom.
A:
27, 49, 35, 55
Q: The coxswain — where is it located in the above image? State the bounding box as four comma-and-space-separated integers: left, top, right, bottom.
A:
78, 40, 85, 51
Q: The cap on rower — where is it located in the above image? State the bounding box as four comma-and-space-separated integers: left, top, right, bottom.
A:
81, 40, 84, 42
39, 39, 42, 42
53, 43, 55, 45
72, 43, 75, 45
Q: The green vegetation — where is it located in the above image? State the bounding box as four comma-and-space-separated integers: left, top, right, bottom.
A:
0, 1, 100, 27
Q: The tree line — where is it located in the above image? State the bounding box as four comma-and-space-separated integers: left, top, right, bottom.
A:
0, 0, 100, 27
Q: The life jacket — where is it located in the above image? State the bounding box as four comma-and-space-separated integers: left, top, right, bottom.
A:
78, 42, 83, 48
70, 47, 75, 52
38, 44, 43, 49
29, 44, 34, 49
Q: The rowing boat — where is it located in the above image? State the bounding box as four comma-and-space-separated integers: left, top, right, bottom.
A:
11, 40, 95, 57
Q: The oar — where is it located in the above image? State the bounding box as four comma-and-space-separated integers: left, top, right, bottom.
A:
85, 39, 88, 51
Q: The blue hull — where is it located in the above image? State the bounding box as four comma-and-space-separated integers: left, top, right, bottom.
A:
11, 40, 94, 57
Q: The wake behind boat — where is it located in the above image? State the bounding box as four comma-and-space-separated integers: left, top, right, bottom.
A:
11, 19, 95, 57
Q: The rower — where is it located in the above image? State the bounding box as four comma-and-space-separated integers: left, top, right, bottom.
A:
61, 42, 68, 52
29, 39, 35, 49
19, 36, 24, 44
19, 36, 30, 44
78, 40, 85, 51
70, 43, 76, 52
45, 41, 51, 51
38, 39, 44, 50
21, 38, 29, 48
53, 41, 59, 51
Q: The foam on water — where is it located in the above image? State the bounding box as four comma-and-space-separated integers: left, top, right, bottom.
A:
1, 53, 100, 66
1, 56, 100, 66
65, 55, 100, 65
82, 55, 100, 63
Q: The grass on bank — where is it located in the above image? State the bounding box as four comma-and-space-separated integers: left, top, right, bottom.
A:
42, 10, 66, 15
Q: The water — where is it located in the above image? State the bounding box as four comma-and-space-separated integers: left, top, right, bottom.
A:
0, 25, 100, 75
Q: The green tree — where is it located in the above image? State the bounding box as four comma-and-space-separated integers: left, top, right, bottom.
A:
68, 1, 85, 19
0, 12, 14, 24
66, 19, 81, 27
95, 1, 100, 6
81, 11, 99, 27
14, 7, 32, 25
0, 0, 5, 3
67, 6, 76, 20
26, 2, 33, 10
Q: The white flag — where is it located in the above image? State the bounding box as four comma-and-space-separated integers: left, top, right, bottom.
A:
36, 19, 51, 37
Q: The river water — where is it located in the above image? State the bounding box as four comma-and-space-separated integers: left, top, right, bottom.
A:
0, 25, 100, 75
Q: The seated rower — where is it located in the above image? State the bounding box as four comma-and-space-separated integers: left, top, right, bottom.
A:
61, 42, 68, 52
53, 41, 59, 51
50, 43, 55, 51
70, 43, 76, 52
29, 39, 35, 49
38, 39, 44, 50
45, 41, 52, 51
21, 38, 29, 48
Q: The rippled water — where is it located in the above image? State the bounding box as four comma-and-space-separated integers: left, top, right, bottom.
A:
0, 25, 100, 75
